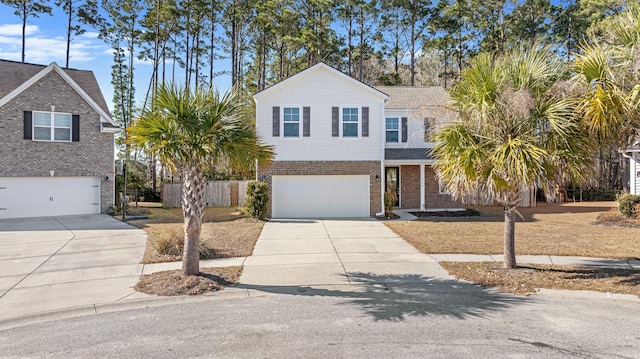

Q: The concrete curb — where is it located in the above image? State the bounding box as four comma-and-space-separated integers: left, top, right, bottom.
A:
0, 287, 252, 331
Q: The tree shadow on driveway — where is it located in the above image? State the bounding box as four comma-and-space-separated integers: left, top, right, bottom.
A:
236, 272, 531, 321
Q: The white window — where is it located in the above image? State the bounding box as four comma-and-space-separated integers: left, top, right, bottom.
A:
386, 117, 399, 142
439, 181, 451, 195
283, 107, 300, 137
33, 111, 71, 142
342, 107, 359, 137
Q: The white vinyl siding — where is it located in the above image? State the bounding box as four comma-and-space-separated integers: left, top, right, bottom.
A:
33, 111, 71, 142
255, 65, 385, 161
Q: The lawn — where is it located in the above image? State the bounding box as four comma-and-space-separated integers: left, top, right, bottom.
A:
386, 201, 640, 259
124, 206, 265, 264
387, 201, 640, 297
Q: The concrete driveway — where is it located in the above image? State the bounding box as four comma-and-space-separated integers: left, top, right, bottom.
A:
240, 218, 454, 287
0, 215, 147, 321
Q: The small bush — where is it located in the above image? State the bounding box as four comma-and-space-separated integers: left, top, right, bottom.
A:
618, 193, 640, 218
384, 189, 398, 218
153, 233, 218, 259
246, 181, 269, 220
142, 188, 162, 202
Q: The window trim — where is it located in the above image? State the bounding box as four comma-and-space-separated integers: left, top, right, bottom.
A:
281, 105, 302, 138
32, 111, 72, 142
385, 117, 399, 143
340, 105, 360, 138
438, 181, 451, 195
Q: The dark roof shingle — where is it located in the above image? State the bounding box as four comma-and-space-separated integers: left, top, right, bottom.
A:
0, 59, 111, 116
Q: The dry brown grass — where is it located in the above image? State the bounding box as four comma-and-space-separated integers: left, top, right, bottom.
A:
134, 266, 242, 296
125, 206, 265, 264
442, 262, 640, 296
386, 202, 640, 259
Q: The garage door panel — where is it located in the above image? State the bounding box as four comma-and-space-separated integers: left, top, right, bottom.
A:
0, 177, 101, 219
272, 175, 369, 218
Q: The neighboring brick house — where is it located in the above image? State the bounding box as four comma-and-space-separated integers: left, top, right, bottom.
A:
254, 62, 461, 218
0, 60, 119, 219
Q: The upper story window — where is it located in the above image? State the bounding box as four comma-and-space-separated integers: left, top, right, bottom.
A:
33, 111, 71, 142
283, 107, 300, 137
342, 107, 359, 137
385, 117, 399, 142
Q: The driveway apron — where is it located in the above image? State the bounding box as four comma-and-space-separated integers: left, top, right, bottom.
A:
240, 219, 454, 287
0, 215, 147, 321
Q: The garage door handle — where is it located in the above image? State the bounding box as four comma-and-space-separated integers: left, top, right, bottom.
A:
0, 187, 6, 189
0, 208, 6, 211
50, 196, 54, 201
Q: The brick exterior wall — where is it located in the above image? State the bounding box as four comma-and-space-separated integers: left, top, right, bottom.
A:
0, 71, 115, 213
258, 161, 382, 217
395, 165, 462, 209
424, 166, 462, 208
399, 165, 420, 208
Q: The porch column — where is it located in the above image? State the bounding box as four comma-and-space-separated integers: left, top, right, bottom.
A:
420, 164, 425, 211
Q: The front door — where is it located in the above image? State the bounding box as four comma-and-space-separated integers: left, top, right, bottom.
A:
385, 167, 400, 207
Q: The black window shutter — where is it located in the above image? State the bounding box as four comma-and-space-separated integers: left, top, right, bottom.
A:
23, 111, 32, 140
401, 117, 408, 142
424, 117, 432, 141
362, 107, 369, 137
303, 106, 310, 137
72, 115, 80, 142
331, 107, 339, 137
272, 106, 280, 137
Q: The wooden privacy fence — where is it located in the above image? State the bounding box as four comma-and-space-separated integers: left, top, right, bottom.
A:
163, 181, 250, 208
462, 187, 537, 207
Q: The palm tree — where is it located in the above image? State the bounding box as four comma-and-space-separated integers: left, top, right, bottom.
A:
128, 84, 273, 276
432, 47, 593, 269
572, 4, 640, 189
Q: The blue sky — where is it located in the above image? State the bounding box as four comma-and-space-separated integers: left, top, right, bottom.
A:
0, 3, 232, 113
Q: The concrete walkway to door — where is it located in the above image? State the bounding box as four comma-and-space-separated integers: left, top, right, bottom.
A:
240, 219, 454, 287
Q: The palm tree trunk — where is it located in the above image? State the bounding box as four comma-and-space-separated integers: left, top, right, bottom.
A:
181, 165, 206, 276
503, 205, 517, 269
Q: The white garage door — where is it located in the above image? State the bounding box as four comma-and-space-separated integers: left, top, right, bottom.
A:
272, 175, 369, 218
0, 177, 101, 219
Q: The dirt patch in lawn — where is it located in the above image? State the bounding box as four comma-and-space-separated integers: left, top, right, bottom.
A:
594, 208, 640, 228
442, 262, 640, 296
386, 201, 640, 259
122, 206, 265, 264
134, 266, 242, 296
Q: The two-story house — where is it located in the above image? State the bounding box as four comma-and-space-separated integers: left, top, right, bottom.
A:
0, 60, 119, 219
254, 62, 461, 218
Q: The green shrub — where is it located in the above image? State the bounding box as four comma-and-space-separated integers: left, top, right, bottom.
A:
618, 193, 640, 218
384, 189, 398, 218
246, 181, 269, 220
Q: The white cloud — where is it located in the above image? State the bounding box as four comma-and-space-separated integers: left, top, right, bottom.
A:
0, 24, 38, 36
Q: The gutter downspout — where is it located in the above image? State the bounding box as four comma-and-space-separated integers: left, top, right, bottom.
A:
376, 100, 387, 217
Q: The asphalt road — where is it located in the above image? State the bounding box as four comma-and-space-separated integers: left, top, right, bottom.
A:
0, 285, 638, 358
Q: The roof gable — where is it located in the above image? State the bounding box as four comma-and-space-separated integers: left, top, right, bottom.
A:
254, 62, 389, 101
0, 60, 118, 129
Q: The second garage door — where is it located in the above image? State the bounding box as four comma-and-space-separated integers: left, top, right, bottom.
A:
272, 175, 370, 218
0, 177, 101, 219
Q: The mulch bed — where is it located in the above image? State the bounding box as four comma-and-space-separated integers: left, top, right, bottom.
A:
134, 266, 242, 296
409, 209, 481, 218
442, 262, 640, 296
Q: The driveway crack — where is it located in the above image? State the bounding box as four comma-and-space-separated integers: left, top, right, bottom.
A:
0, 216, 76, 299
322, 220, 351, 285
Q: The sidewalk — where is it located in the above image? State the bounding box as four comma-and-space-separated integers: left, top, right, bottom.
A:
430, 254, 640, 270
